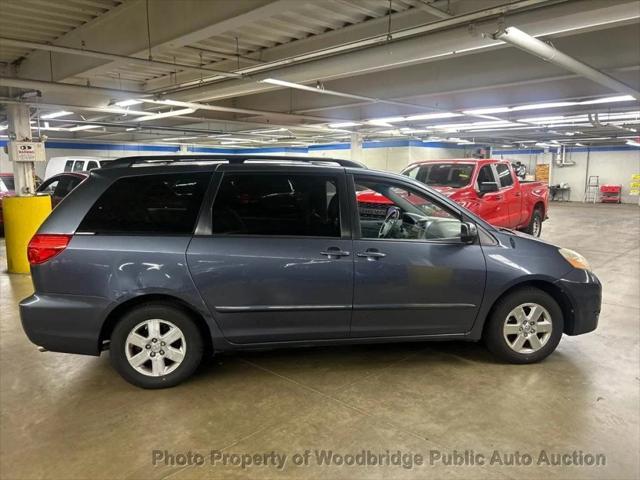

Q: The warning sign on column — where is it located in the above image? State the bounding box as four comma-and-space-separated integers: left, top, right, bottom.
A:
8, 142, 46, 162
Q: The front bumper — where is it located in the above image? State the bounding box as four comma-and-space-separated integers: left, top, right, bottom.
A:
20, 293, 110, 356
555, 269, 602, 335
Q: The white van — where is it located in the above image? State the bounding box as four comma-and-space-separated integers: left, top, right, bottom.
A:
44, 157, 112, 180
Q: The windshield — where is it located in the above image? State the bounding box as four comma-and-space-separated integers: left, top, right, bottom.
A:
408, 164, 474, 188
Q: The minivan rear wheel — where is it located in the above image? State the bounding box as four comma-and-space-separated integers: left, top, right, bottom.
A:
110, 303, 204, 388
484, 288, 563, 364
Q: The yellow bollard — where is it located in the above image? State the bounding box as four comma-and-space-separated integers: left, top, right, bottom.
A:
3, 196, 52, 274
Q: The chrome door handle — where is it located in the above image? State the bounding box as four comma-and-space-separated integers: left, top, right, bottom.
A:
357, 250, 387, 261
320, 248, 350, 258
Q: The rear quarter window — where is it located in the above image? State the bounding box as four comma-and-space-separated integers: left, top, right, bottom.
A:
78, 172, 211, 234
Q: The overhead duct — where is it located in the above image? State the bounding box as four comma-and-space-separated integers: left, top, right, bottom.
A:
0, 38, 243, 79
492, 26, 640, 98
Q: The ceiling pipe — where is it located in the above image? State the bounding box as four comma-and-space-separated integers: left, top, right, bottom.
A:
492, 26, 640, 98
162, 0, 557, 99
0, 37, 243, 79
0, 77, 148, 100
0, 79, 341, 123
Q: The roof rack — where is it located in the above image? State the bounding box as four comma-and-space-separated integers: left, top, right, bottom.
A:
102, 154, 366, 169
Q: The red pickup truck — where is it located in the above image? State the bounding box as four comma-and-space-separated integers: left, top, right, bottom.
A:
357, 159, 549, 236
405, 159, 549, 236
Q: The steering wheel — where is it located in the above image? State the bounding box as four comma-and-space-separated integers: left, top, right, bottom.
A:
378, 206, 401, 238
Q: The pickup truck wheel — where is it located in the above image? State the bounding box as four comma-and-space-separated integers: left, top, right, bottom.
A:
110, 303, 203, 389
484, 288, 563, 364
524, 207, 543, 237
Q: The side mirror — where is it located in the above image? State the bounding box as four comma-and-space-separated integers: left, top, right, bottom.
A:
460, 222, 478, 244
478, 182, 499, 196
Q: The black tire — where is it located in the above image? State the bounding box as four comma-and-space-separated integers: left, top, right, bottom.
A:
523, 206, 544, 237
484, 287, 563, 364
110, 303, 204, 389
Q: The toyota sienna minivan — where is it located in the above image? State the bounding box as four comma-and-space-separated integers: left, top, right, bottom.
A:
20, 155, 601, 388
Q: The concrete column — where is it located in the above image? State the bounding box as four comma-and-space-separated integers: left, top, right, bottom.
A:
7, 104, 36, 195
350, 132, 363, 163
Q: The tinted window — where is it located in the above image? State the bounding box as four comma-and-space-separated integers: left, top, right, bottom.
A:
495, 163, 514, 187
38, 178, 59, 194
417, 164, 474, 188
212, 173, 341, 237
79, 172, 211, 234
86, 161, 99, 170
0, 176, 15, 191
72, 161, 85, 172
53, 176, 80, 198
403, 166, 419, 179
477, 165, 495, 185
64, 160, 74, 172
355, 177, 462, 241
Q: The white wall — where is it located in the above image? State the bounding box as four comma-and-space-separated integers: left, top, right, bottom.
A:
494, 147, 640, 203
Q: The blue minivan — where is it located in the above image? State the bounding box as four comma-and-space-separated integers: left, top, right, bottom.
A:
20, 156, 601, 388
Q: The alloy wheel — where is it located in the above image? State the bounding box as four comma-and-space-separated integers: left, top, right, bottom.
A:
125, 319, 187, 376
503, 303, 553, 354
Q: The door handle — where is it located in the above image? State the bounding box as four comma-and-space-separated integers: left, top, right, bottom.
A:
357, 249, 387, 261
515, 192, 521, 197
320, 247, 350, 259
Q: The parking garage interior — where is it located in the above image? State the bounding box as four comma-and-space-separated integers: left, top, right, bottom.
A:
0, 0, 639, 479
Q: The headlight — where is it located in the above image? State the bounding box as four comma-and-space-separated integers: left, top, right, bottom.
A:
559, 248, 591, 270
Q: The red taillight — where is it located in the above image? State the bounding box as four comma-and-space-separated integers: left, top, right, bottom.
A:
27, 234, 72, 265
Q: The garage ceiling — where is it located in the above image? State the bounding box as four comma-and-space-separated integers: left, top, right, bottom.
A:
0, 0, 639, 149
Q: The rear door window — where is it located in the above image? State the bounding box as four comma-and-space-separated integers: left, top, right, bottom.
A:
212, 173, 341, 237
476, 165, 496, 186
86, 161, 99, 170
78, 172, 212, 234
495, 163, 514, 187
64, 160, 74, 172
72, 161, 85, 172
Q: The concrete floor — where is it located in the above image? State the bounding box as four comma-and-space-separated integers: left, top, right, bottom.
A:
0, 202, 638, 479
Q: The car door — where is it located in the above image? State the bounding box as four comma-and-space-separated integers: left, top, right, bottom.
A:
494, 163, 522, 228
475, 164, 509, 227
187, 167, 354, 344
350, 173, 486, 337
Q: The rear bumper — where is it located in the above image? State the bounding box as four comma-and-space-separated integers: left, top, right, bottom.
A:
555, 269, 602, 336
20, 293, 110, 356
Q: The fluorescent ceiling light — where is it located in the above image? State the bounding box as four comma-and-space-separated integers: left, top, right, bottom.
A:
162, 136, 199, 141
463, 107, 511, 115
125, 127, 137, 131
371, 116, 406, 123
579, 95, 636, 105
512, 102, 577, 111
130, 108, 195, 122
367, 119, 394, 127
115, 99, 143, 107
328, 122, 361, 128
0, 124, 7, 131
69, 125, 101, 131
404, 112, 463, 121
250, 128, 288, 133
41, 110, 73, 119
627, 140, 640, 147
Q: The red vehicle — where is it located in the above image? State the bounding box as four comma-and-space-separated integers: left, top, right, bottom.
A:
357, 159, 549, 237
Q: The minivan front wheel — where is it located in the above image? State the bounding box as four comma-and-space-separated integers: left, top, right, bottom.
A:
484, 288, 563, 364
110, 303, 204, 388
